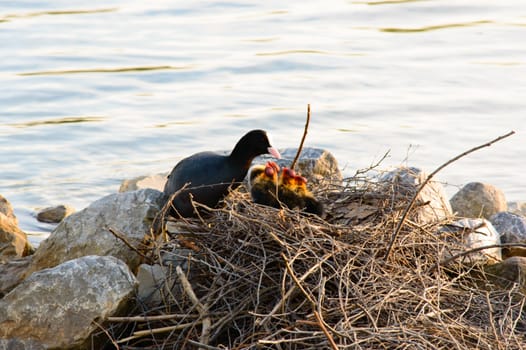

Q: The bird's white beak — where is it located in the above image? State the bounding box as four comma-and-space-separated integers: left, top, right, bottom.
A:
267, 147, 281, 159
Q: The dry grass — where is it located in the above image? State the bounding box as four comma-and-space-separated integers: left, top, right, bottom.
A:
101, 173, 526, 349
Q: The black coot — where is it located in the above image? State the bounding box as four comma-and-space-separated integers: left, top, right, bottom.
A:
163, 129, 280, 217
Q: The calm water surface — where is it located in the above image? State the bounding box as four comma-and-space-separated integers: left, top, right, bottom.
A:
1, 0, 525, 245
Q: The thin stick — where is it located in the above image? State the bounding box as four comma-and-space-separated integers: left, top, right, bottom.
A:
116, 322, 199, 344
290, 104, 311, 170
314, 310, 339, 350
176, 265, 211, 348
384, 130, 515, 260
107, 313, 202, 322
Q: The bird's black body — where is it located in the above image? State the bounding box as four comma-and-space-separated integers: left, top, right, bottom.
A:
163, 130, 280, 217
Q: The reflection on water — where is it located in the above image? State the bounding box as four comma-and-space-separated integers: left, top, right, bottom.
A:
9, 116, 105, 128
0, 0, 524, 245
19, 65, 191, 76
380, 20, 493, 33
0, 8, 118, 22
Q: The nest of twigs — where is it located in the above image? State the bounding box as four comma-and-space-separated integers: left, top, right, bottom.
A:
102, 173, 526, 349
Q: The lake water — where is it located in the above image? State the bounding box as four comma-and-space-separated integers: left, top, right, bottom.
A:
1, 0, 524, 245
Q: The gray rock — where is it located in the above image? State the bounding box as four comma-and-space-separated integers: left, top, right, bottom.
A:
450, 182, 507, 219
137, 263, 170, 306
507, 201, 526, 216
440, 218, 502, 265
381, 167, 452, 224
119, 173, 169, 193
0, 338, 45, 350
490, 211, 526, 258
253, 147, 342, 185
36, 204, 75, 223
0, 194, 33, 260
24, 189, 163, 277
0, 255, 137, 349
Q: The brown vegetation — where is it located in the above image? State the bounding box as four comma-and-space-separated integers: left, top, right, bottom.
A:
101, 172, 526, 349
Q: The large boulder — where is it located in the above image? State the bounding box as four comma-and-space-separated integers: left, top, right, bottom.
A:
490, 211, 526, 258
0, 255, 137, 349
24, 189, 163, 277
450, 182, 507, 219
439, 218, 502, 266
381, 167, 452, 224
0, 194, 32, 261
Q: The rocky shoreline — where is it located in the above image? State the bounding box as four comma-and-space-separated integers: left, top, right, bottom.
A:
1, 148, 526, 349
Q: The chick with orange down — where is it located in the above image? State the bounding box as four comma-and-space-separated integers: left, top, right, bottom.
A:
277, 167, 324, 217
248, 161, 281, 208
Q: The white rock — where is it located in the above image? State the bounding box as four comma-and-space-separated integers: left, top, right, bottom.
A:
439, 218, 502, 266
0, 255, 137, 349
381, 166, 452, 224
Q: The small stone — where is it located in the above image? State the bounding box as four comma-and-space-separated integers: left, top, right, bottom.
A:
490, 211, 526, 258
450, 182, 507, 219
119, 173, 169, 193
36, 204, 75, 223
137, 264, 170, 306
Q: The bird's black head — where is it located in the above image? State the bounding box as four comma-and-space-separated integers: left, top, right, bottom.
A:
230, 129, 281, 168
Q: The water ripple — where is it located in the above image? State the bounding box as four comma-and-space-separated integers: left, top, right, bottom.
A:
0, 8, 118, 22
9, 116, 105, 128
18, 65, 192, 76
380, 20, 493, 33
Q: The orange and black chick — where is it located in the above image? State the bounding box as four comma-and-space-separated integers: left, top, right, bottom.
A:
248, 161, 280, 208
278, 167, 324, 217
292, 173, 324, 217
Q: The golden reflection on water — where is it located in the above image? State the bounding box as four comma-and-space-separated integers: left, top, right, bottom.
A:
9, 116, 105, 128
0, 8, 117, 22
18, 65, 191, 76
380, 20, 493, 33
